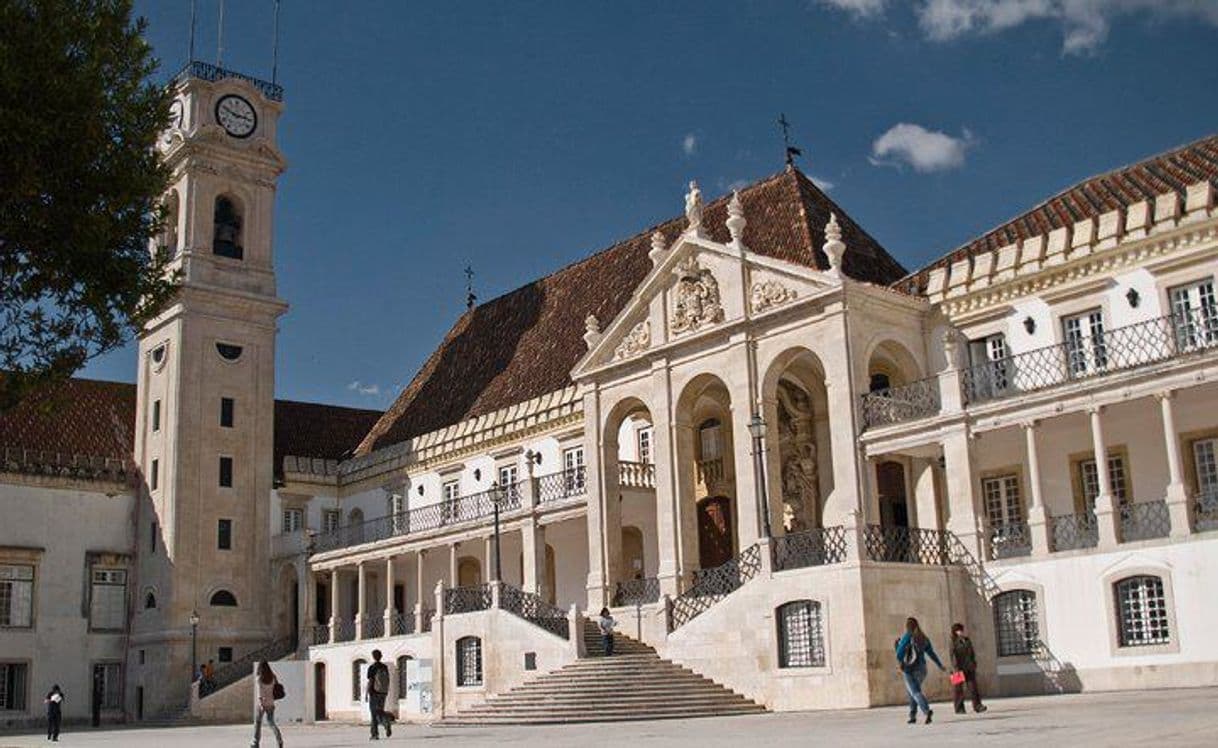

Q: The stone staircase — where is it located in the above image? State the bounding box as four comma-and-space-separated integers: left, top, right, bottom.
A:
443, 622, 765, 725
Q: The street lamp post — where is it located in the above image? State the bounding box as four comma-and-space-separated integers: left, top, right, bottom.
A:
189, 609, 200, 685
748, 414, 773, 539
491, 481, 503, 582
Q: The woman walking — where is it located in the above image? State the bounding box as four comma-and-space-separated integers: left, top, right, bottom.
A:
895, 617, 945, 724
950, 622, 987, 714
44, 684, 64, 742
251, 660, 284, 748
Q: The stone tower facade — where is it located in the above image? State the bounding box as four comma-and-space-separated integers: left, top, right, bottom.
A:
129, 65, 287, 716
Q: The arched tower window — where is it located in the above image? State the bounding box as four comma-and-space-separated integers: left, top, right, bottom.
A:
213, 195, 244, 260
209, 589, 238, 607
160, 191, 180, 255
144, 591, 157, 609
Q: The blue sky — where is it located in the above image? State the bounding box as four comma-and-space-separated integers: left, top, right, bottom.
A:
84, 0, 1218, 408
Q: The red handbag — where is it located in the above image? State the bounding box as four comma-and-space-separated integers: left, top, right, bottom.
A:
950, 671, 966, 686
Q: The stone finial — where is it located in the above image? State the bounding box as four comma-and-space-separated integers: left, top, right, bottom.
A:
822, 213, 846, 279
583, 314, 602, 350
648, 230, 667, 266
941, 329, 960, 369
726, 190, 746, 248
684, 180, 705, 237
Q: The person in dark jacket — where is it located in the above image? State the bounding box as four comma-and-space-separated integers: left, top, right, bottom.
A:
44, 684, 64, 741
950, 622, 987, 714
895, 617, 945, 724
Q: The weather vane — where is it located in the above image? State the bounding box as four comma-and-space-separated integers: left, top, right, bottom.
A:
465, 265, 476, 311
778, 113, 803, 167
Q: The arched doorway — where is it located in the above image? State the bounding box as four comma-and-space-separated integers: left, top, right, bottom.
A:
761, 348, 833, 532
621, 526, 644, 579
697, 496, 734, 569
313, 662, 326, 720
457, 557, 482, 587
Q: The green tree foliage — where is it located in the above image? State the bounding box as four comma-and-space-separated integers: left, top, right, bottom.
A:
0, 0, 176, 410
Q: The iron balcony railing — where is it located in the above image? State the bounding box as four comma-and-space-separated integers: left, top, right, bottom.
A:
312, 480, 523, 553
964, 310, 1218, 406
389, 612, 414, 637
612, 577, 661, 607
332, 618, 357, 643
361, 616, 384, 639
443, 583, 493, 615
668, 544, 762, 631
499, 583, 569, 639
537, 466, 587, 504
1196, 490, 1218, 532
308, 623, 330, 646
1119, 501, 1172, 542
198, 636, 294, 699
988, 521, 1032, 560
771, 527, 848, 571
862, 525, 953, 565
618, 460, 655, 489
173, 60, 284, 102
860, 377, 942, 430
1049, 511, 1098, 552
420, 607, 435, 633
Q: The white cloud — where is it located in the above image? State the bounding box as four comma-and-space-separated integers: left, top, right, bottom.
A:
681, 133, 698, 157
819, 0, 1218, 55
810, 176, 836, 192
347, 380, 381, 396
870, 123, 976, 172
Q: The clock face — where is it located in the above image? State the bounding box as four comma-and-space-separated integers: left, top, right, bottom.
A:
215, 94, 257, 138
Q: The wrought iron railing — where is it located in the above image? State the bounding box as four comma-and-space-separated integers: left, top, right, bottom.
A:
420, 607, 435, 633
308, 623, 330, 646
862, 525, 952, 565
771, 526, 848, 571
619, 460, 655, 489
537, 466, 587, 504
1119, 501, 1171, 542
443, 583, 493, 615
964, 310, 1218, 406
199, 636, 294, 699
390, 612, 414, 636
362, 616, 384, 639
499, 583, 570, 639
1049, 511, 1098, 552
988, 521, 1032, 560
612, 577, 661, 606
312, 480, 523, 553
332, 618, 357, 643
695, 457, 725, 487
173, 60, 285, 101
1196, 490, 1218, 532
668, 544, 762, 631
860, 378, 942, 429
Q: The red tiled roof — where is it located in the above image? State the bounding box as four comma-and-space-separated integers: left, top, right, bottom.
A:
355, 167, 906, 455
0, 377, 382, 479
896, 133, 1218, 295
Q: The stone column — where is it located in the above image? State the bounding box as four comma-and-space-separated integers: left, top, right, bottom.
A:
651, 362, 682, 597
942, 428, 983, 559
383, 556, 395, 637
730, 377, 762, 548
448, 544, 458, 586
911, 458, 939, 531
671, 419, 700, 591
1158, 391, 1192, 536
328, 568, 340, 641
1023, 421, 1050, 556
582, 388, 611, 610
484, 535, 494, 582
521, 519, 546, 598
1089, 406, 1120, 548
414, 549, 426, 632
759, 395, 785, 531
821, 331, 864, 527
355, 561, 367, 640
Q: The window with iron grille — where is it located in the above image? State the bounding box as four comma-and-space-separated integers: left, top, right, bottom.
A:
1169, 278, 1217, 349
993, 590, 1038, 656
983, 474, 1022, 526
1194, 438, 1217, 498
1063, 309, 1107, 376
351, 659, 366, 702
89, 569, 127, 632
322, 509, 341, 534
93, 662, 123, 710
1115, 575, 1170, 647
0, 663, 28, 710
1079, 454, 1129, 509
456, 636, 482, 686
282, 507, 304, 534
776, 600, 825, 668
0, 564, 34, 628
563, 447, 585, 493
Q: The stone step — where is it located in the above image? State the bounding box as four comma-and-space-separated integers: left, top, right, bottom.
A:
509, 678, 720, 693
483, 695, 754, 709
444, 705, 764, 725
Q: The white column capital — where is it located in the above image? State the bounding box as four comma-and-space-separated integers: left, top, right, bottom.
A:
1019, 419, 1039, 432
1154, 389, 1176, 402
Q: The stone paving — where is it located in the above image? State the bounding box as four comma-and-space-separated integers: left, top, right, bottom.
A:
2, 687, 1215, 747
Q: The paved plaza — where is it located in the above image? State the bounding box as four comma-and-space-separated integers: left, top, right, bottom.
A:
2, 688, 1215, 748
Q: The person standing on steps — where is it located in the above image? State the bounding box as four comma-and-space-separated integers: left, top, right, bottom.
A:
365, 649, 394, 740
251, 660, 284, 748
950, 623, 987, 715
598, 607, 616, 656
44, 684, 64, 742
895, 616, 946, 725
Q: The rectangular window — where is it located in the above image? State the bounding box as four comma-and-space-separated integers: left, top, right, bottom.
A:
1079, 454, 1129, 509
150, 459, 159, 491
443, 480, 460, 503
219, 456, 233, 488
220, 397, 234, 428
1063, 309, 1107, 377
563, 447, 586, 493
497, 464, 518, 488
968, 333, 1010, 396
982, 474, 1023, 526
218, 647, 233, 663
0, 663, 28, 710
89, 569, 127, 632
151, 400, 161, 432
1195, 438, 1218, 497
217, 519, 232, 550
149, 522, 157, 555
322, 509, 341, 534
93, 663, 123, 710
637, 426, 654, 464
0, 565, 34, 628
282, 508, 304, 534
138, 649, 145, 666
1169, 277, 1217, 350
698, 423, 722, 461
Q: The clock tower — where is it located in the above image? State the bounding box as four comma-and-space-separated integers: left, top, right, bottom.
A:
130, 63, 288, 716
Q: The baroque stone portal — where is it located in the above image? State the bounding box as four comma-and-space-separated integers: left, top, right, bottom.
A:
671, 256, 724, 334
777, 379, 819, 531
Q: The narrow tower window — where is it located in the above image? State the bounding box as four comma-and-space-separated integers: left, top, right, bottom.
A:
212, 196, 244, 260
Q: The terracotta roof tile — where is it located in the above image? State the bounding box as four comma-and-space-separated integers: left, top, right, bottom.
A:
355, 167, 906, 455
896, 133, 1218, 294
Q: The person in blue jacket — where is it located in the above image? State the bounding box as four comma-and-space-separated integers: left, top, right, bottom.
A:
895, 616, 946, 724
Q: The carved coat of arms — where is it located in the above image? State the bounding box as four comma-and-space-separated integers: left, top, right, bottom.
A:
670, 256, 724, 334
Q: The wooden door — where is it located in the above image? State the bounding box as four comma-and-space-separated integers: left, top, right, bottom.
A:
314, 663, 327, 720
697, 496, 734, 569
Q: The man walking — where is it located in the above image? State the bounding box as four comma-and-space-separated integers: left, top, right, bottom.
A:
365, 649, 393, 740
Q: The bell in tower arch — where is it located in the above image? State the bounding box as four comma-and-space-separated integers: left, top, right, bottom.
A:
212, 195, 244, 260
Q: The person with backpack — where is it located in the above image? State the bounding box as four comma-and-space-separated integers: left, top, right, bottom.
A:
597, 608, 616, 656
895, 616, 946, 724
950, 622, 987, 714
365, 649, 394, 740
251, 660, 284, 748
44, 684, 64, 742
